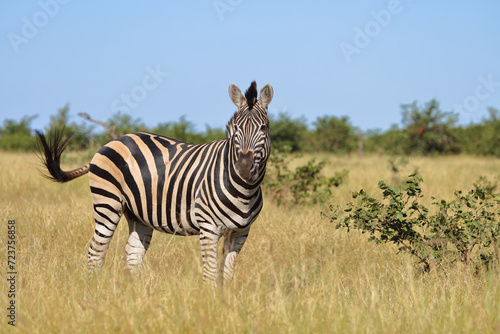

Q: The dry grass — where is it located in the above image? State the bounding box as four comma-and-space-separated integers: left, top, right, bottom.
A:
1, 151, 499, 333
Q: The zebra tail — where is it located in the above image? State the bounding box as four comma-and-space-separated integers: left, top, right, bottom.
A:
35, 130, 90, 183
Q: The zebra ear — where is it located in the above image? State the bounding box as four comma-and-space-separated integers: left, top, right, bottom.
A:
259, 83, 273, 109
229, 83, 245, 108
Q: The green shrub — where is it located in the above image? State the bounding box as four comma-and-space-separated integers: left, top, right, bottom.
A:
324, 174, 500, 273
0, 134, 36, 151
269, 112, 308, 152
264, 148, 348, 205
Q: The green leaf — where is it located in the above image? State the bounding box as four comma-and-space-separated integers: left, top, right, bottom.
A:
397, 212, 404, 222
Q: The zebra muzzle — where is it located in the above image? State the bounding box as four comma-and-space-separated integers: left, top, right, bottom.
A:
236, 151, 255, 181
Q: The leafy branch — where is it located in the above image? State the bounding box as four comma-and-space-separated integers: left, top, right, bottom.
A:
324, 174, 500, 273
263, 147, 348, 206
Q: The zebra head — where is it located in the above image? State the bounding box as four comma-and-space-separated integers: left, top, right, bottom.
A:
226, 81, 273, 184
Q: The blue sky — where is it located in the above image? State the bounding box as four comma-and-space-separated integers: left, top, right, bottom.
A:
1, 1, 499, 133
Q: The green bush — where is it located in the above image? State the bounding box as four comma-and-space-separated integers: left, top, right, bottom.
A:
269, 112, 308, 152
263, 148, 348, 205
0, 134, 36, 151
311, 115, 357, 153
324, 174, 500, 273
400, 99, 459, 155
0, 115, 38, 151
453, 108, 500, 157
153, 116, 225, 144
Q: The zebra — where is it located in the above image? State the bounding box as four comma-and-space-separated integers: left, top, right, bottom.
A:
35, 81, 273, 286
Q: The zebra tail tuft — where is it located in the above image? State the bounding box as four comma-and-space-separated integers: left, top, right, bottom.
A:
35, 129, 90, 183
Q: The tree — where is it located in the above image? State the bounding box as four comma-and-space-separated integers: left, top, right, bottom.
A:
201, 125, 225, 143
454, 107, 500, 157
312, 115, 356, 153
0, 114, 37, 136
269, 112, 308, 152
46, 104, 93, 150
477, 107, 500, 156
153, 115, 205, 143
0, 115, 38, 151
106, 112, 148, 138
401, 99, 459, 155
364, 126, 405, 155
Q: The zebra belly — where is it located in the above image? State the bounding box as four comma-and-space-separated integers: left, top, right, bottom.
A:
123, 171, 202, 236
138, 189, 201, 236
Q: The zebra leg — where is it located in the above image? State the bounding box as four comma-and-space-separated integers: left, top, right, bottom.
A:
199, 224, 221, 285
123, 212, 153, 273
87, 203, 123, 270
221, 228, 250, 285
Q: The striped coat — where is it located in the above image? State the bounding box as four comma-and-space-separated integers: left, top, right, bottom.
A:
36, 81, 273, 286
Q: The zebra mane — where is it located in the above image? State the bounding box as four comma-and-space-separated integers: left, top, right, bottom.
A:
244, 81, 258, 110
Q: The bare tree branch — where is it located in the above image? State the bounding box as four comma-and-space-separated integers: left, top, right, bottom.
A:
78, 112, 119, 139
111, 111, 120, 138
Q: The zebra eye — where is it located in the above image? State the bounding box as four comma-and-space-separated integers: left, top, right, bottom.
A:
260, 124, 268, 132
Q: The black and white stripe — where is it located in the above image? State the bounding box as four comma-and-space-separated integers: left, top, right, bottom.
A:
36, 81, 273, 285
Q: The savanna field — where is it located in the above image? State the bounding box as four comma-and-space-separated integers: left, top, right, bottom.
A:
1, 150, 499, 333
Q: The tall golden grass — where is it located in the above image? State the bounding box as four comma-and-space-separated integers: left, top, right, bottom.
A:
1, 151, 499, 333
